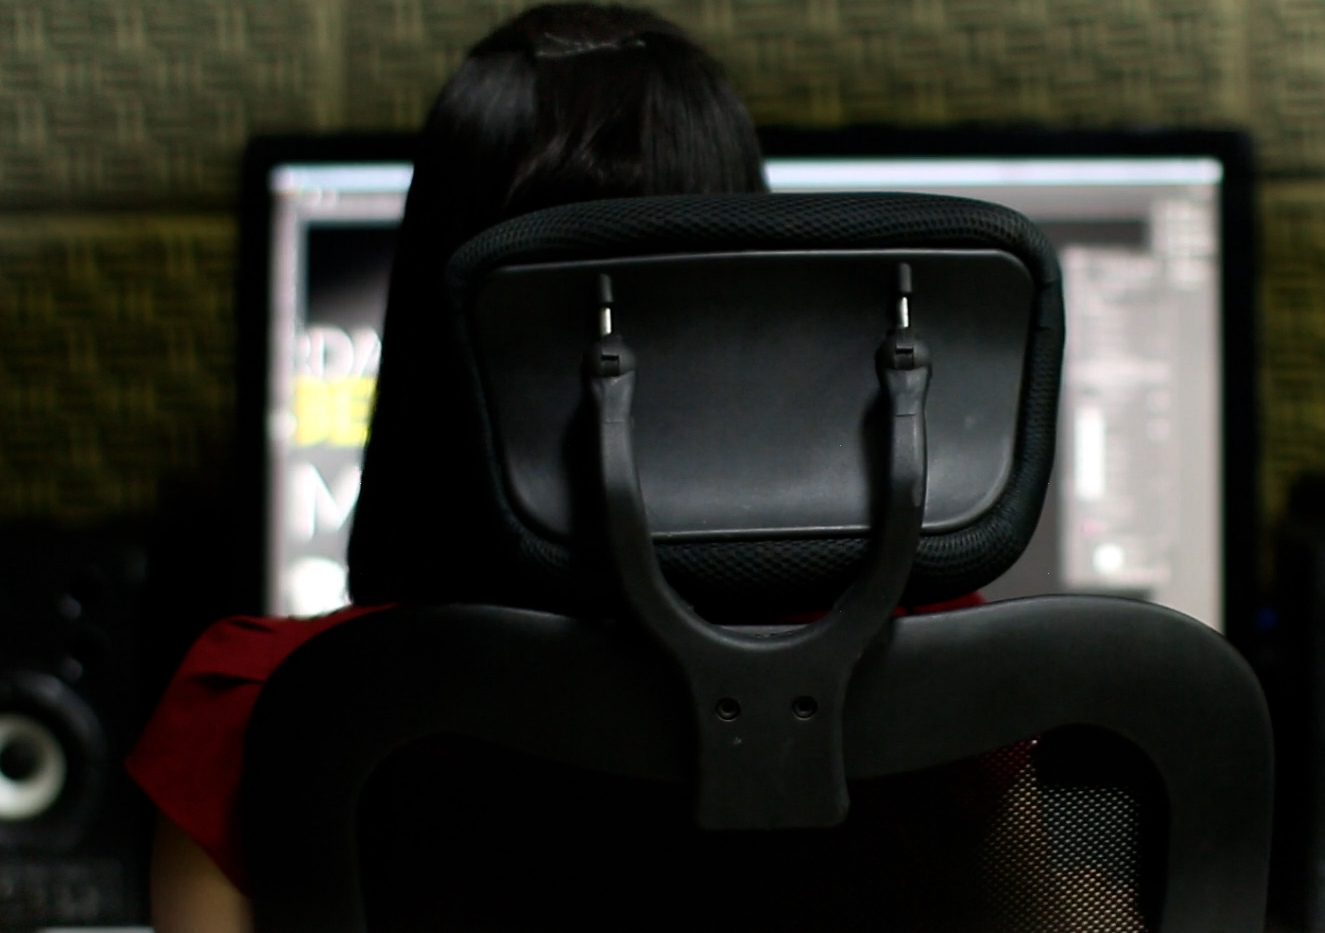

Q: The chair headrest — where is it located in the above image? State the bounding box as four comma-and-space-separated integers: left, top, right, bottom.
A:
353, 193, 1062, 615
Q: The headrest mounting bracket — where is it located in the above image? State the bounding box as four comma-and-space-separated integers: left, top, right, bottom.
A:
584, 279, 932, 830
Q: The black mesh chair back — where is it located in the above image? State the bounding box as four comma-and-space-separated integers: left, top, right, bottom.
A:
242, 194, 1271, 933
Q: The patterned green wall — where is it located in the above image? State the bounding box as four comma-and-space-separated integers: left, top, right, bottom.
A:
0, 0, 1280, 209
2, 0, 1324, 546
0, 215, 233, 518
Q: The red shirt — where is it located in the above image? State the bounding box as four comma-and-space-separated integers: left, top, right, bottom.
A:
127, 593, 986, 894
126, 604, 390, 892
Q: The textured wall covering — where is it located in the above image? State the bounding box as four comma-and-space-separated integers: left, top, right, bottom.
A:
0, 1, 344, 209
1261, 181, 1325, 522
0, 0, 1322, 553
0, 215, 234, 518
0, 0, 1293, 210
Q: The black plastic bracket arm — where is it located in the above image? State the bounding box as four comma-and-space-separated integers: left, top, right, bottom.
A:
584, 269, 931, 830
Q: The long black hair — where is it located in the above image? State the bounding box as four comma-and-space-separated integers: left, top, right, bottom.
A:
349, 3, 766, 605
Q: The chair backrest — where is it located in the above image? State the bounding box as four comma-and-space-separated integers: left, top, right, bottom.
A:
243, 194, 1271, 933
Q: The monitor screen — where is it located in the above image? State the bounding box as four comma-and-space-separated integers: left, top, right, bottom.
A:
245, 132, 1253, 633
260, 161, 410, 617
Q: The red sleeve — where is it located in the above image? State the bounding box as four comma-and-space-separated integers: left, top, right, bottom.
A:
901, 591, 986, 614
125, 603, 390, 895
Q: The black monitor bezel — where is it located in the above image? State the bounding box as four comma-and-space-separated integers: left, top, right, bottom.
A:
234, 127, 1256, 640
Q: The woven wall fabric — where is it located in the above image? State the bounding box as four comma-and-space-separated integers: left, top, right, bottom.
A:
339, 0, 1254, 138
1249, 0, 1325, 175
1260, 181, 1325, 528
0, 0, 344, 210
0, 0, 1282, 211
0, 215, 234, 519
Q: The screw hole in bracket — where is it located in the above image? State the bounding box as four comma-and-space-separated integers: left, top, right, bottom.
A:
792, 696, 819, 719
715, 698, 741, 721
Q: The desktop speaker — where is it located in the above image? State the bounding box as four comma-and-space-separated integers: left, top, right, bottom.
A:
0, 523, 152, 929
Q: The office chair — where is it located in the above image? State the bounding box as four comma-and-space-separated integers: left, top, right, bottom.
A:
242, 194, 1272, 932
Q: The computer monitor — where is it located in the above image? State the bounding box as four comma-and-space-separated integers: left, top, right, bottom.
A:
236, 130, 1255, 635
235, 137, 412, 620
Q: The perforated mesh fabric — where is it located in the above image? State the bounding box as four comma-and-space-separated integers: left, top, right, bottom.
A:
976, 732, 1165, 933
983, 783, 1147, 932
358, 726, 1166, 932
659, 536, 867, 617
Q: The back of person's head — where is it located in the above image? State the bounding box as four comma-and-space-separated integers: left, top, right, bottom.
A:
460, 3, 765, 218
349, 3, 766, 607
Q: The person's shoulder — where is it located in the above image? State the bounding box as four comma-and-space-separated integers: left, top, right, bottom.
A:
900, 592, 986, 616
183, 603, 396, 682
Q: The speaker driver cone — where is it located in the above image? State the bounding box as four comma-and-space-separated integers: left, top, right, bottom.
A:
0, 670, 105, 850
0, 713, 67, 821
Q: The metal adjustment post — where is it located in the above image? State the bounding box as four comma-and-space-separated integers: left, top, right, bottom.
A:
584, 264, 931, 830
598, 272, 613, 337
897, 260, 912, 329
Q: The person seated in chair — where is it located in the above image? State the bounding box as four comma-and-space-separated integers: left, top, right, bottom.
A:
129, 6, 771, 931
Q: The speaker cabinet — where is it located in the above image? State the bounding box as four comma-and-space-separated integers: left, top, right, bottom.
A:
0, 523, 151, 929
